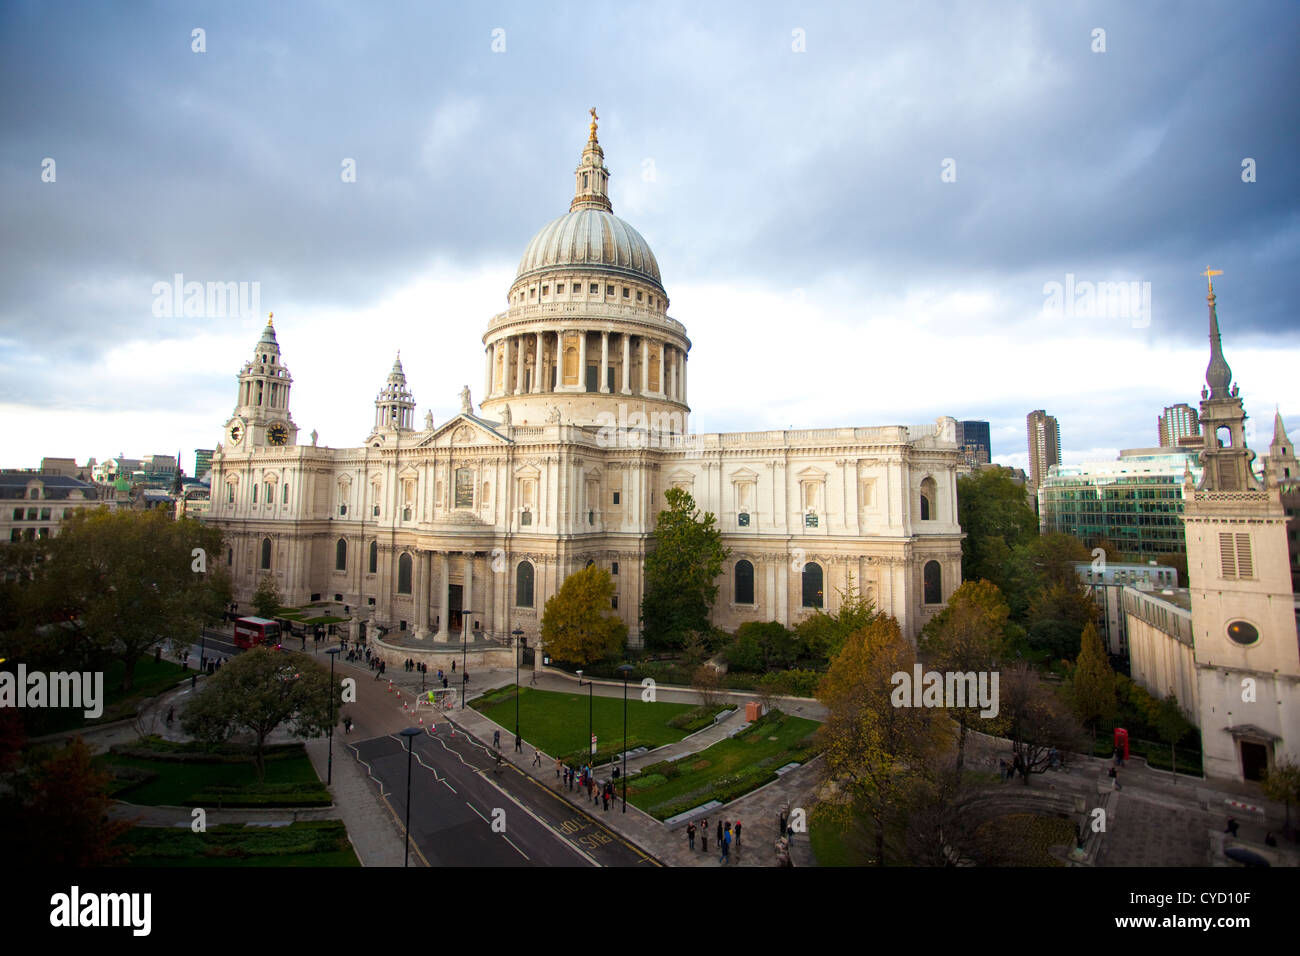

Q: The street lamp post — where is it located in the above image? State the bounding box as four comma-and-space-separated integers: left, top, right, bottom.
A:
617, 663, 633, 813
399, 726, 422, 867
326, 647, 340, 785
512, 627, 524, 742
460, 607, 476, 709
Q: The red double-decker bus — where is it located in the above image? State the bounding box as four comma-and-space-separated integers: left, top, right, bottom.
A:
233, 616, 281, 649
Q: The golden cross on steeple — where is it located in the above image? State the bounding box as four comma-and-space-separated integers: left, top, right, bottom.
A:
1201, 266, 1222, 294
588, 106, 598, 140
268, 312, 274, 325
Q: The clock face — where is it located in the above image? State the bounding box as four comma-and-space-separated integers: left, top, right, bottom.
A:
268, 423, 289, 446
228, 423, 244, 445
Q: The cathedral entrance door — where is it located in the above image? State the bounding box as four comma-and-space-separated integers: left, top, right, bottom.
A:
1240, 740, 1269, 782
449, 584, 463, 632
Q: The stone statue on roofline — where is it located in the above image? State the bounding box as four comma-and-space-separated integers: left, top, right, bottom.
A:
460, 385, 472, 415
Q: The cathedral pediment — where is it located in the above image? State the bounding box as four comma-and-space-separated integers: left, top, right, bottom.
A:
418, 414, 512, 448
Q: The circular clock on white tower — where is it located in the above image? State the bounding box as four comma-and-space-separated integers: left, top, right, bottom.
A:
228, 315, 299, 448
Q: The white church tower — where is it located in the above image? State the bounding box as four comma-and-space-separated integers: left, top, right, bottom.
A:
223, 315, 298, 450
1181, 269, 1299, 782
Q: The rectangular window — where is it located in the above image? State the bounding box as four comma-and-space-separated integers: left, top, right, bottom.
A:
265, 483, 272, 504
556, 284, 564, 294
636, 291, 643, 301
611, 595, 619, 610
253, 484, 258, 503
339, 504, 347, 516
622, 287, 630, 298
541, 285, 549, 296
40, 508, 50, 520
455, 468, 475, 508
606, 285, 614, 296
612, 561, 619, 575
373, 504, 380, 517
227, 484, 234, 503
612, 491, 620, 505
11, 508, 21, 521
283, 483, 289, 504
590, 283, 598, 294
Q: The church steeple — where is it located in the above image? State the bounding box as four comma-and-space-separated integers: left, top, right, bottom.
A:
374, 351, 416, 432
228, 312, 297, 447
1194, 274, 1257, 492
570, 107, 613, 213
1203, 267, 1232, 400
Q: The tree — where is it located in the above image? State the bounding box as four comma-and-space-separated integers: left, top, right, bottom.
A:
998, 662, 1086, 784
1261, 757, 1300, 835
252, 572, 282, 620
817, 614, 949, 864
728, 621, 798, 672
640, 488, 728, 649
25, 508, 228, 691
794, 572, 877, 661
181, 647, 334, 782
1025, 580, 1096, 660
1071, 621, 1117, 754
1152, 694, 1192, 776
956, 468, 1037, 588
0, 736, 131, 865
540, 565, 627, 665
917, 579, 1010, 772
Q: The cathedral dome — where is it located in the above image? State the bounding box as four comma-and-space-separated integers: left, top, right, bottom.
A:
515, 208, 662, 291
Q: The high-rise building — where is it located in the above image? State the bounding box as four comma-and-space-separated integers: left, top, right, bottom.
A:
1026, 410, 1061, 487
1123, 274, 1298, 783
1037, 448, 1201, 557
955, 420, 991, 468
194, 449, 214, 483
1158, 403, 1202, 448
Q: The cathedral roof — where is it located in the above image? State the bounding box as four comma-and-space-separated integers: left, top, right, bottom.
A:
514, 110, 664, 293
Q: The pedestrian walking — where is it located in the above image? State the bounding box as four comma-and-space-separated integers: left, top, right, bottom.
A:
451, 659, 455, 672
687, 822, 696, 850
720, 828, 731, 865
602, 786, 610, 812
166, 705, 174, 725
701, 818, 708, 853
515, 734, 522, 753
556, 756, 563, 780
716, 820, 723, 848
493, 730, 501, 749
778, 810, 786, 837
532, 749, 542, 767
734, 820, 741, 848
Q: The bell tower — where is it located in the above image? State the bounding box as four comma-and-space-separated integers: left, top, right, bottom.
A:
1181, 270, 1299, 782
373, 352, 416, 433
224, 314, 298, 450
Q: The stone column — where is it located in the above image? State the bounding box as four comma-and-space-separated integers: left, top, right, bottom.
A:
621, 334, 631, 395
484, 344, 494, 399
577, 330, 587, 391
599, 331, 610, 393
463, 551, 474, 641
640, 337, 649, 394
532, 333, 543, 393
415, 550, 430, 639
668, 345, 677, 400
436, 551, 450, 640
515, 335, 525, 394
681, 352, 688, 405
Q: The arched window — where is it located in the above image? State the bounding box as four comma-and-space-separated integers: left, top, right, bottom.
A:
369, 541, 378, 574
585, 559, 595, 569
260, 537, 272, 570
801, 562, 824, 609
924, 560, 942, 604
734, 559, 754, 604
920, 476, 936, 521
397, 553, 412, 595
335, 538, 347, 571
516, 561, 535, 608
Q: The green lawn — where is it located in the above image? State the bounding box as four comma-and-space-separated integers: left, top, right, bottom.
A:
623, 710, 821, 820
118, 821, 359, 866
100, 747, 324, 806
472, 685, 698, 763
40, 656, 190, 734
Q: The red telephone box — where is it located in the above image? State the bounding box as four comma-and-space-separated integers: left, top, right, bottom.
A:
1113, 727, 1130, 760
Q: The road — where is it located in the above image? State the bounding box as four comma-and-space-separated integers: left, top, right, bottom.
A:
351, 725, 658, 867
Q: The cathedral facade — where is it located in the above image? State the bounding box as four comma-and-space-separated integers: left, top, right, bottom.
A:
204, 115, 964, 647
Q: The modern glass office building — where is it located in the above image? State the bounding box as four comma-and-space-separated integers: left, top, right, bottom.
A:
1038, 449, 1202, 556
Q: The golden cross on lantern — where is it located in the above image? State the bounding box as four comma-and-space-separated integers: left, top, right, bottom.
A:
1201, 266, 1222, 294
590, 107, 598, 123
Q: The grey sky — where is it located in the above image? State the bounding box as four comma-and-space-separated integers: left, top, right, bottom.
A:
1, 1, 1295, 473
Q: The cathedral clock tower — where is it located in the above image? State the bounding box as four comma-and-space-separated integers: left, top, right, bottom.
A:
224, 315, 299, 450
1181, 270, 1299, 782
